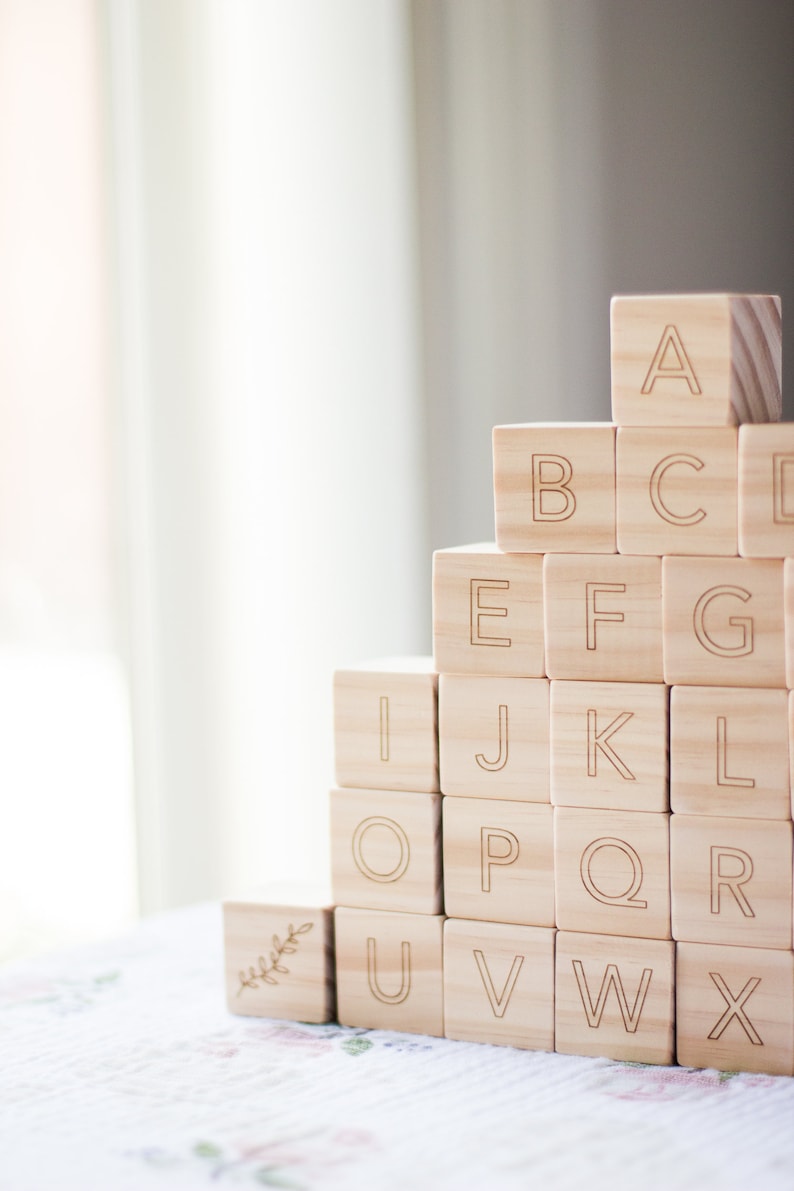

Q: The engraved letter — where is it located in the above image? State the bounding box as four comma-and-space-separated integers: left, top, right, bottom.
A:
585, 582, 626, 651
475, 704, 509, 772
641, 324, 702, 395
580, 837, 647, 909
587, 709, 635, 780
470, 579, 511, 647
367, 937, 411, 1004
649, 454, 706, 526
572, 960, 653, 1033
710, 846, 755, 918
716, 716, 754, 789
480, 827, 520, 892
707, 973, 763, 1045
352, 817, 411, 884
693, 586, 753, 658
531, 454, 576, 522
473, 950, 525, 1019
773, 454, 794, 524
379, 695, 389, 762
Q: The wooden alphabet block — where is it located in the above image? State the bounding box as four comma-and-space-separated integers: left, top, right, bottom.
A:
785, 558, 794, 689
554, 807, 671, 940
330, 787, 442, 915
616, 426, 738, 556
433, 544, 544, 677
790, 690, 794, 820
550, 680, 668, 813
334, 657, 438, 792
738, 423, 794, 558
438, 674, 550, 802
676, 941, 794, 1076
662, 557, 785, 688
443, 919, 555, 1051
670, 686, 790, 820
334, 907, 444, 1036
493, 422, 616, 554
223, 884, 335, 1023
442, 795, 555, 926
610, 293, 782, 427
544, 554, 663, 682
670, 814, 793, 950
555, 930, 675, 1065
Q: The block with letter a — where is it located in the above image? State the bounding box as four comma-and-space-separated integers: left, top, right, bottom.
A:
555, 930, 675, 1064
443, 918, 555, 1050
610, 293, 782, 427
676, 941, 794, 1076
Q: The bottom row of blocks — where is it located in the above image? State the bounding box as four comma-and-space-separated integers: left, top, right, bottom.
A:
224, 894, 794, 1076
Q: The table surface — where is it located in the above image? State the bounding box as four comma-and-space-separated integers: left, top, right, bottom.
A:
3, 902, 794, 1191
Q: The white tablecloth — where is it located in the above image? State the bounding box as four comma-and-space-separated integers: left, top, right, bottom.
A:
2, 903, 793, 1190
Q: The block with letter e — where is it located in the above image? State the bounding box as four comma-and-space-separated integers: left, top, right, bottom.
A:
433, 543, 544, 677
555, 930, 675, 1064
610, 293, 782, 427
493, 422, 616, 554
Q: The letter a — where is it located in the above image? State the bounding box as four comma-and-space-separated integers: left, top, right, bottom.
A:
641, 325, 702, 395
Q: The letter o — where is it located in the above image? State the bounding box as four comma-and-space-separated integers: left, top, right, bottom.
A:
352, 816, 410, 883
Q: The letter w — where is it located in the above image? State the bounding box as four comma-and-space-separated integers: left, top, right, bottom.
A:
572, 960, 653, 1033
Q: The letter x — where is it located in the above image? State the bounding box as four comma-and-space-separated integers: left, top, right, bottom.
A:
707, 972, 763, 1046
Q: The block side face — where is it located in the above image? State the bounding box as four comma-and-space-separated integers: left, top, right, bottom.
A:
670, 814, 794, 949
555, 930, 675, 1064
439, 674, 550, 802
739, 423, 794, 558
442, 796, 555, 927
433, 548, 545, 677
676, 942, 794, 1076
224, 901, 335, 1023
334, 908, 445, 1037
669, 685, 790, 820
730, 295, 782, 425
443, 919, 555, 1050
550, 680, 669, 812
330, 788, 443, 914
493, 423, 616, 554
616, 427, 738, 556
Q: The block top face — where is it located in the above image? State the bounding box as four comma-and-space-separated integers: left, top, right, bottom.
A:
493, 422, 616, 554
611, 294, 782, 427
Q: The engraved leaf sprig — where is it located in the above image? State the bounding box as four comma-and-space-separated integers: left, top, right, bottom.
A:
236, 921, 313, 996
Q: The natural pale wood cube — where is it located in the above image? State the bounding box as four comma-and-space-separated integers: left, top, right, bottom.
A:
785, 558, 794, 688
554, 807, 671, 940
616, 427, 738, 556
739, 423, 794, 558
662, 557, 785, 688
334, 657, 438, 792
610, 293, 782, 427
433, 543, 544, 677
544, 554, 663, 682
790, 691, 794, 820
550, 680, 668, 813
555, 930, 675, 1065
493, 423, 616, 554
223, 884, 335, 1023
442, 795, 554, 927
438, 674, 550, 802
676, 941, 794, 1076
443, 919, 555, 1051
670, 685, 790, 820
334, 907, 445, 1036
670, 814, 793, 950
330, 787, 442, 915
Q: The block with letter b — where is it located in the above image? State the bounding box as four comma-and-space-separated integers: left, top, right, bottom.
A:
610, 293, 782, 427
334, 657, 438, 792
676, 942, 794, 1076
670, 814, 793, 949
433, 543, 544, 677
334, 907, 445, 1036
493, 422, 616, 554
443, 919, 555, 1051
223, 884, 335, 1023
555, 930, 675, 1064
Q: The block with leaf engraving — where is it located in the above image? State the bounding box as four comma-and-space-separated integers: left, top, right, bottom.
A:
223, 884, 335, 1023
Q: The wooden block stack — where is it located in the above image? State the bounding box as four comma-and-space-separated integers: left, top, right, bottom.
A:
225, 293, 794, 1075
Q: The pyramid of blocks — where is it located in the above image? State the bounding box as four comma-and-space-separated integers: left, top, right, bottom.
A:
224, 292, 794, 1075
